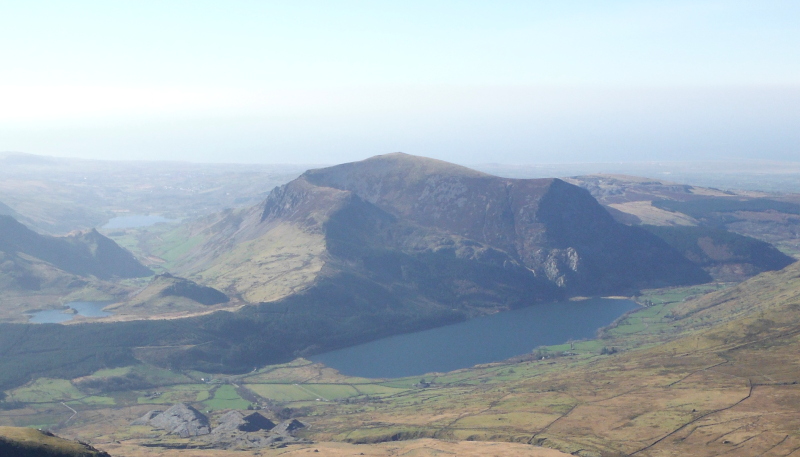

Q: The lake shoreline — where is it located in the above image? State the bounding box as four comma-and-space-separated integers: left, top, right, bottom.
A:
311, 298, 638, 378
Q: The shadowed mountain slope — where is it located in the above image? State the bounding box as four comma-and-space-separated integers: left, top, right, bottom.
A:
300, 153, 710, 294
0, 215, 152, 281
0, 200, 21, 219
643, 225, 795, 281
105, 273, 229, 317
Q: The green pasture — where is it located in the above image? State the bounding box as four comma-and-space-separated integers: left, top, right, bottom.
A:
7, 379, 83, 403
244, 384, 318, 402
136, 384, 212, 405
202, 385, 251, 410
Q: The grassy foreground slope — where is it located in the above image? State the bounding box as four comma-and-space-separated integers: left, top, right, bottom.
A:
0, 426, 110, 457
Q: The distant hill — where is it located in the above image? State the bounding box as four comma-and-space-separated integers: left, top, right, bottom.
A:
0, 215, 152, 281
0, 151, 307, 234
168, 153, 709, 304
565, 174, 800, 259
643, 225, 795, 281
107, 273, 228, 317
0, 200, 19, 218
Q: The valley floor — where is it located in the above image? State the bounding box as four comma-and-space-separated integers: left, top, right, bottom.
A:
3, 271, 800, 456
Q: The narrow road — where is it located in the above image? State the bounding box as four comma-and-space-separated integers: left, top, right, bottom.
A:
61, 402, 78, 424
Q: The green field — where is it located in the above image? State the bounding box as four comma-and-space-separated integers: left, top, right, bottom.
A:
136, 384, 212, 405
202, 385, 251, 410
7, 379, 84, 403
244, 384, 318, 402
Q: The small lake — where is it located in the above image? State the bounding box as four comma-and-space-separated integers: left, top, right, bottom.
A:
103, 214, 174, 229
28, 301, 113, 324
310, 298, 637, 378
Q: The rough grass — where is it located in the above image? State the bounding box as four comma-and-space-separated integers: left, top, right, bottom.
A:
103, 438, 572, 456
136, 384, 212, 405
195, 223, 326, 303
243, 384, 318, 402
0, 426, 109, 456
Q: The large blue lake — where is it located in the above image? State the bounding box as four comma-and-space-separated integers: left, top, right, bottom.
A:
310, 298, 637, 378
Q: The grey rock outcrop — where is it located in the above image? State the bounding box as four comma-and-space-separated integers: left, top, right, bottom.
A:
148, 403, 210, 437
213, 410, 275, 434
130, 410, 162, 426
273, 419, 306, 436
204, 411, 305, 449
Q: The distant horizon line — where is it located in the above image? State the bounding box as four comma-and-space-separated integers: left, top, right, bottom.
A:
3, 150, 800, 168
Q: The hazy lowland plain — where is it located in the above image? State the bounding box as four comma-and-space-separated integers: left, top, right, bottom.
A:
1, 152, 799, 457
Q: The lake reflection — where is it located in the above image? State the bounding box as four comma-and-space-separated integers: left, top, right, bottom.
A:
311, 298, 637, 378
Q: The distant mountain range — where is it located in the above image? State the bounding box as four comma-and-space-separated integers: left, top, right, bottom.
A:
566, 174, 800, 261
0, 214, 151, 302
0, 215, 152, 283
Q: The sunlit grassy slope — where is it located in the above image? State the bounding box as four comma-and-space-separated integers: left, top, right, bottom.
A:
0, 426, 110, 456
152, 219, 326, 303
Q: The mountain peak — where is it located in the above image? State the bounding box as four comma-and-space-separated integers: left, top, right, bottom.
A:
362, 152, 489, 175
303, 152, 490, 189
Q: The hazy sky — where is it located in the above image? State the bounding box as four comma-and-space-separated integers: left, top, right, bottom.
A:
1, 1, 798, 164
